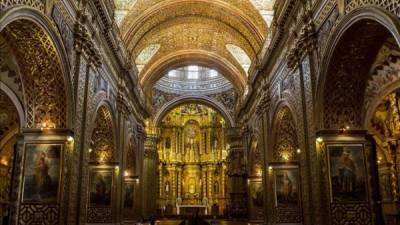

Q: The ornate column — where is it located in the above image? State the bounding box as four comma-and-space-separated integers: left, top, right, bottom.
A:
116, 93, 129, 223
142, 133, 158, 219
202, 167, 207, 200
135, 125, 145, 219
207, 165, 213, 205
226, 127, 247, 218
73, 15, 103, 224
177, 166, 182, 199
255, 82, 270, 223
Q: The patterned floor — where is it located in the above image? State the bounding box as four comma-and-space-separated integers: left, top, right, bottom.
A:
154, 219, 258, 225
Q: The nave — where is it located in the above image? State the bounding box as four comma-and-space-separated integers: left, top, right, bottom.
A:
0, 0, 400, 225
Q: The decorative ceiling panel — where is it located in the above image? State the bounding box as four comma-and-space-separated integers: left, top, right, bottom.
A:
118, 0, 270, 92
135, 17, 253, 85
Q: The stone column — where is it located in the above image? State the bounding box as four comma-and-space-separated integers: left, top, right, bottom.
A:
226, 127, 247, 218
142, 134, 158, 219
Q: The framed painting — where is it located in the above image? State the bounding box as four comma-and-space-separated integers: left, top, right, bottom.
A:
274, 167, 300, 207
22, 143, 63, 203
250, 180, 263, 208
123, 181, 134, 209
327, 144, 367, 202
89, 169, 113, 207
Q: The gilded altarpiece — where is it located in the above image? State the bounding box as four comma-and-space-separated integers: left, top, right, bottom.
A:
157, 104, 228, 215
369, 90, 400, 224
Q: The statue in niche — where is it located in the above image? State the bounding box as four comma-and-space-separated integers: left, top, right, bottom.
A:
184, 124, 199, 162
214, 181, 219, 194
165, 181, 170, 194
165, 137, 171, 149
189, 178, 196, 194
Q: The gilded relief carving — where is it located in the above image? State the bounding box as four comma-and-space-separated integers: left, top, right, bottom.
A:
323, 20, 390, 129
157, 103, 227, 214
1, 20, 67, 129
273, 107, 298, 162
90, 106, 116, 163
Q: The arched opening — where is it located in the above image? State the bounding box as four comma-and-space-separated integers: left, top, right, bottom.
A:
156, 103, 229, 217
247, 135, 264, 221
122, 135, 138, 221
86, 105, 117, 223
0, 88, 20, 224
270, 106, 302, 224
368, 88, 400, 224
0, 10, 71, 224
154, 95, 235, 129
319, 12, 400, 224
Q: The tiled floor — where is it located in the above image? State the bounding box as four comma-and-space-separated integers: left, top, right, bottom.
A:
154, 219, 259, 225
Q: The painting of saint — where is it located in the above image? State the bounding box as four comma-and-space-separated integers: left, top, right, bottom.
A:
328, 145, 367, 202
22, 144, 62, 203
274, 169, 299, 206
123, 182, 134, 208
89, 170, 113, 207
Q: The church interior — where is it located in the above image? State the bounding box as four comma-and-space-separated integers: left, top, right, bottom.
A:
0, 0, 400, 225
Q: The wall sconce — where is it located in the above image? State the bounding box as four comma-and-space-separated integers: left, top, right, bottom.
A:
316, 137, 323, 143
268, 166, 273, 171
67, 136, 74, 142
0, 158, 8, 166
88, 148, 93, 153
124, 170, 129, 177
339, 125, 350, 133
282, 153, 289, 161
296, 148, 301, 154
40, 120, 55, 130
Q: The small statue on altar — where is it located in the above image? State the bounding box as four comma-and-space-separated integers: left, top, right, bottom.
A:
202, 197, 208, 206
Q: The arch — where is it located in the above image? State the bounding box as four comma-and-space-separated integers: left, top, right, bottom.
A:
316, 6, 400, 129
154, 95, 234, 128
89, 101, 118, 163
0, 81, 24, 127
0, 6, 73, 128
121, 0, 266, 49
141, 49, 245, 94
271, 102, 299, 162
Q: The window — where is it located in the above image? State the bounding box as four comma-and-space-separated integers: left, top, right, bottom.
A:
168, 70, 177, 77
226, 44, 251, 75
187, 65, 199, 79
210, 69, 218, 78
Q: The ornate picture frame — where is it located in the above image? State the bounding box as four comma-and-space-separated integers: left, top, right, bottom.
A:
21, 143, 63, 204
273, 165, 300, 207
123, 181, 135, 209
88, 168, 114, 207
327, 143, 368, 203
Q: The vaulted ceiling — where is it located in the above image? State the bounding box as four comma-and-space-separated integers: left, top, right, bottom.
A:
117, 0, 274, 94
